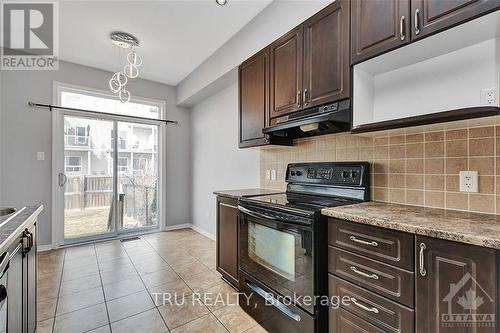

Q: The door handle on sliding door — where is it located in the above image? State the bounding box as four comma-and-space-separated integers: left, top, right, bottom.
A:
58, 173, 67, 187
246, 281, 301, 322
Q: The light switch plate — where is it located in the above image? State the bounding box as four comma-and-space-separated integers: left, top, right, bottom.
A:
459, 171, 478, 193
37, 152, 45, 161
270, 169, 277, 181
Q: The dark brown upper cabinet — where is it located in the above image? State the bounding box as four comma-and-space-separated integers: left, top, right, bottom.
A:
351, 0, 500, 65
303, 0, 350, 109
239, 48, 270, 148
270, 1, 350, 118
411, 0, 500, 41
351, 0, 411, 64
269, 26, 303, 118
415, 236, 497, 333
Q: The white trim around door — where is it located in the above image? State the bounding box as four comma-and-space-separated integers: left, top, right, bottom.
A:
51, 81, 167, 248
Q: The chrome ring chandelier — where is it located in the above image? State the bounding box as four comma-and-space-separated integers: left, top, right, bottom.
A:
109, 31, 143, 103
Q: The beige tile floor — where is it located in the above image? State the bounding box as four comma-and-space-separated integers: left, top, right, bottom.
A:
36, 229, 269, 333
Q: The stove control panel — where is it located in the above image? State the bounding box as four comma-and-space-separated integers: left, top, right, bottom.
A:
286, 162, 369, 187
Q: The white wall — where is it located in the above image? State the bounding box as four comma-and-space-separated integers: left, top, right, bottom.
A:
190, 82, 260, 237
177, 0, 331, 106
0, 61, 191, 247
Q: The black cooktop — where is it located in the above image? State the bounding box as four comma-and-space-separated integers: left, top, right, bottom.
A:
242, 192, 360, 214
241, 162, 370, 217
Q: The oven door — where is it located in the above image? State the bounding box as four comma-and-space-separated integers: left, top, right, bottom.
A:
238, 205, 315, 314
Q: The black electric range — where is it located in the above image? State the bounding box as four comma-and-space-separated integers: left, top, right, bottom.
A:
237, 162, 370, 333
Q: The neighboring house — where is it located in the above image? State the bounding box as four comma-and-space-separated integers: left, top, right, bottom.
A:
64, 118, 157, 177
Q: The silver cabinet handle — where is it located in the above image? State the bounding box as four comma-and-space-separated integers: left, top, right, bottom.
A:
400, 16, 406, 40
58, 172, 67, 187
350, 297, 379, 314
349, 236, 378, 247
350, 266, 379, 280
303, 89, 308, 107
419, 242, 426, 276
414, 9, 420, 35
297, 90, 302, 108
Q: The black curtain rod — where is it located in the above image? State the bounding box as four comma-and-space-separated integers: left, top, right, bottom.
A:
28, 101, 178, 125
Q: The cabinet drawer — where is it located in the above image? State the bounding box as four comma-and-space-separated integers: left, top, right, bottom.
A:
330, 307, 386, 333
328, 219, 414, 270
329, 275, 414, 333
329, 246, 414, 307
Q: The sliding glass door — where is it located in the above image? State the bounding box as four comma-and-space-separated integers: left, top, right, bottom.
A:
60, 115, 161, 244
63, 116, 115, 240
53, 83, 165, 246
116, 121, 159, 232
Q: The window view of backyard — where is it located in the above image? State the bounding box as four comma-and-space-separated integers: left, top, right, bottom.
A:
61, 91, 161, 240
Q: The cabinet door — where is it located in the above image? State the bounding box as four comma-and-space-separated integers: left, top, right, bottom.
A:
24, 225, 36, 333
270, 26, 303, 118
330, 307, 386, 333
415, 236, 497, 333
351, 0, 410, 64
7, 242, 23, 333
303, 0, 350, 109
411, 0, 500, 41
216, 197, 239, 287
239, 48, 270, 148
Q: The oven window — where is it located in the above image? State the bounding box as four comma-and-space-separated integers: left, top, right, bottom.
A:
248, 222, 295, 280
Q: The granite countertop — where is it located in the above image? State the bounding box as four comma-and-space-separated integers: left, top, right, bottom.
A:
0, 205, 43, 254
322, 202, 500, 250
213, 188, 282, 199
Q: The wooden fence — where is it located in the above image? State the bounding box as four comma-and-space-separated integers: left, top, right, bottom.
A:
65, 175, 113, 210
64, 175, 158, 226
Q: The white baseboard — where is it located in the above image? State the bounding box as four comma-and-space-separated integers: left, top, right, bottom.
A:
163, 223, 191, 231
164, 223, 215, 241
38, 223, 215, 251
189, 224, 215, 241
37, 244, 53, 252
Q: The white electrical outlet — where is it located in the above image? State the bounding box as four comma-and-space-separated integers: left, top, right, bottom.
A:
37, 152, 45, 161
481, 87, 497, 105
270, 169, 277, 181
459, 171, 478, 193
265, 170, 271, 180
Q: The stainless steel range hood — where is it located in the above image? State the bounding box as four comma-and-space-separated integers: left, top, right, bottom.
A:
263, 99, 351, 139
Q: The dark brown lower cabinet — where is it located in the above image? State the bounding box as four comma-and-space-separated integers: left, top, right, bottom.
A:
216, 196, 239, 288
6, 222, 37, 333
415, 236, 497, 333
330, 307, 386, 333
329, 218, 499, 333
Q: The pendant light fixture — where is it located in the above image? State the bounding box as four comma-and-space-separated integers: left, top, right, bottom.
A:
108, 31, 143, 103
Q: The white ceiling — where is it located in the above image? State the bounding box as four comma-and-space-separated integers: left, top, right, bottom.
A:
59, 0, 272, 86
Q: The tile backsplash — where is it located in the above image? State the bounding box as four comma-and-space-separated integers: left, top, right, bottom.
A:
260, 117, 500, 215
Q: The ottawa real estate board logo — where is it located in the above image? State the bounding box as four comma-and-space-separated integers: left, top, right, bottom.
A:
1, 1, 58, 70
441, 272, 495, 329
